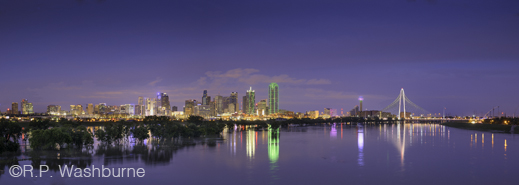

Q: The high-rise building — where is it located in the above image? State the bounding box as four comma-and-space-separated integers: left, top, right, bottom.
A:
228, 104, 235, 114
11, 102, 18, 115
145, 97, 155, 116
184, 99, 195, 116
349, 105, 359, 117
222, 96, 229, 112
70, 104, 84, 115
138, 96, 144, 105
206, 96, 211, 106
268, 83, 279, 114
215, 95, 223, 114
47, 105, 61, 115
120, 104, 135, 115
87, 103, 94, 115
160, 93, 171, 115
242, 96, 248, 114
95, 103, 107, 114
257, 99, 267, 116
359, 96, 363, 112
172, 106, 178, 112
194, 105, 211, 118
230, 92, 238, 113
245, 87, 255, 114
324, 108, 331, 116
209, 101, 216, 117
202, 90, 208, 105
136, 96, 144, 116
21, 99, 34, 114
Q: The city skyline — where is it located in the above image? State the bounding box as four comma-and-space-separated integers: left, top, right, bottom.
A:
1, 0, 518, 116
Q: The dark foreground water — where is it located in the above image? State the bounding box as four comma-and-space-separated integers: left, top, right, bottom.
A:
1, 123, 518, 185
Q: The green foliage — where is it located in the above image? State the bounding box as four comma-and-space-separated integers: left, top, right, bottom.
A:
187, 115, 204, 125
29, 118, 57, 130
95, 122, 129, 144
69, 126, 94, 147
131, 124, 149, 142
29, 127, 72, 149
28, 119, 94, 150
0, 118, 22, 153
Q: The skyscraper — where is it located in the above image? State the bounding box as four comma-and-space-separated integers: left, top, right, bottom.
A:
215, 95, 223, 114
324, 108, 331, 116
47, 105, 61, 115
11, 102, 18, 115
359, 96, 363, 112
268, 83, 279, 114
145, 97, 155, 116
21, 99, 34, 114
246, 87, 255, 114
257, 99, 267, 116
87, 103, 94, 115
136, 96, 144, 116
230, 92, 238, 113
160, 93, 171, 115
184, 99, 195, 116
172, 106, 178, 112
202, 90, 208, 105
242, 95, 248, 114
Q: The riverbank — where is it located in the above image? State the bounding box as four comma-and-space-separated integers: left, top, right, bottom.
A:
441, 122, 519, 133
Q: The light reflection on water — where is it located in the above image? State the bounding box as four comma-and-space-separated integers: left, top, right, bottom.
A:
1, 123, 518, 185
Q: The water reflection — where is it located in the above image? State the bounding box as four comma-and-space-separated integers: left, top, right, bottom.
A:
357, 125, 364, 166
2, 124, 518, 185
268, 128, 280, 181
330, 123, 337, 139
246, 129, 255, 159
268, 128, 279, 163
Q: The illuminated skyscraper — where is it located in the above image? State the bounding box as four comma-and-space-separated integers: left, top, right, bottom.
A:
257, 99, 267, 116
242, 96, 248, 114
120, 104, 135, 115
268, 83, 279, 114
47, 105, 61, 115
87, 103, 94, 115
230, 92, 238, 113
324, 108, 331, 116
359, 96, 363, 112
246, 87, 255, 114
136, 96, 144, 116
160, 93, 171, 115
184, 99, 195, 116
70, 104, 83, 115
21, 99, 34, 114
11, 102, 18, 115
202, 90, 208, 105
215, 95, 223, 114
145, 97, 156, 116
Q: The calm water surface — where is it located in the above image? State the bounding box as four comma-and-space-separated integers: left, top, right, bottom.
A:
1, 123, 518, 185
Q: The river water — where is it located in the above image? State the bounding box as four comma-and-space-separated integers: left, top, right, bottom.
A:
1, 123, 517, 185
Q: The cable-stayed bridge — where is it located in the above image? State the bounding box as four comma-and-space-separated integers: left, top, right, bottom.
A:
381, 88, 431, 119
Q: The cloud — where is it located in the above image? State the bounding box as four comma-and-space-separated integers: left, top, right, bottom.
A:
202, 68, 331, 86
95, 91, 123, 95
306, 79, 332, 85
148, 77, 163, 86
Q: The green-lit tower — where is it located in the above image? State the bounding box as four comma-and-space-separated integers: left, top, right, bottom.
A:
246, 87, 255, 114
268, 82, 279, 114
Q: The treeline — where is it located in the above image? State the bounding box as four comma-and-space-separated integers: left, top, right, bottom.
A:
94, 116, 226, 144
0, 118, 22, 154
1, 116, 229, 152
482, 117, 519, 125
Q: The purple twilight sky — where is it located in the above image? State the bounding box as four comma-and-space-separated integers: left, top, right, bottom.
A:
1, 0, 518, 116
